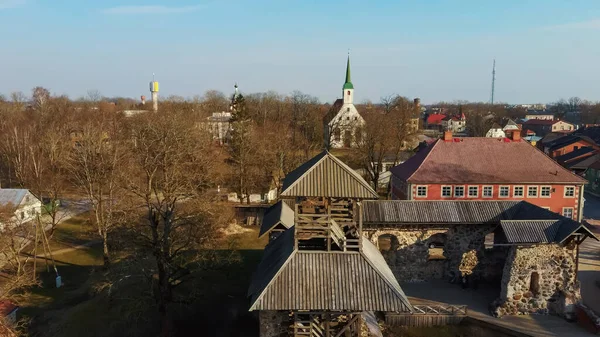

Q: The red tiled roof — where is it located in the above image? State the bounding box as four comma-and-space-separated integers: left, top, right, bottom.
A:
0, 300, 17, 316
390, 138, 586, 184
427, 114, 446, 125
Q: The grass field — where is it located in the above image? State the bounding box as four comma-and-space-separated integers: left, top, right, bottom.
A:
16, 215, 267, 337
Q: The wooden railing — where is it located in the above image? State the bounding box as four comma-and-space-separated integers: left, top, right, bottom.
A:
411, 305, 468, 315
295, 213, 357, 252
385, 305, 468, 327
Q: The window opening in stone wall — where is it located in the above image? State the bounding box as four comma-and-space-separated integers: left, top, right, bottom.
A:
377, 234, 399, 261
529, 272, 540, 296
428, 233, 447, 260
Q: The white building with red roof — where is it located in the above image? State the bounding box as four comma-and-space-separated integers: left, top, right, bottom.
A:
389, 131, 587, 220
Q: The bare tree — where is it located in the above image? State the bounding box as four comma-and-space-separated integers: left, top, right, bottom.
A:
120, 108, 222, 336
31, 86, 51, 113
68, 108, 126, 267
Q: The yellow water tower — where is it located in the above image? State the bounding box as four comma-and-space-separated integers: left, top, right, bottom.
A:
149, 75, 159, 111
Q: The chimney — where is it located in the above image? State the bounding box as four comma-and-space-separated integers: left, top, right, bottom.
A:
443, 130, 453, 141
414, 97, 421, 110
511, 130, 521, 141
141, 95, 146, 105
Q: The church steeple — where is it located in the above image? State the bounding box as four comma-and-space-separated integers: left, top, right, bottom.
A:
343, 53, 354, 104
343, 54, 353, 90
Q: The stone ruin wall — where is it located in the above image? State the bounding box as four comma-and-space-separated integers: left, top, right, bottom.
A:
364, 224, 507, 283
259, 311, 289, 337
493, 244, 580, 317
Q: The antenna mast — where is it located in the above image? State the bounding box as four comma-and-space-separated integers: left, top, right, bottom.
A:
490, 59, 496, 104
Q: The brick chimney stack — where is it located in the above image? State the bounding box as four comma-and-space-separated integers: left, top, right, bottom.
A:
511, 130, 521, 141
414, 97, 421, 110
443, 130, 453, 142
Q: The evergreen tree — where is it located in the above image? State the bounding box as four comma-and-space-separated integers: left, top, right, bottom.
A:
227, 85, 254, 203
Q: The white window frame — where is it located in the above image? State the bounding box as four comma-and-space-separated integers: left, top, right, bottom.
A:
513, 185, 524, 198
540, 186, 551, 198
416, 185, 428, 198
527, 186, 538, 198
562, 207, 574, 219
482, 186, 493, 198
467, 185, 479, 198
454, 185, 465, 198
564, 186, 575, 198
441, 185, 452, 198
499, 186, 510, 198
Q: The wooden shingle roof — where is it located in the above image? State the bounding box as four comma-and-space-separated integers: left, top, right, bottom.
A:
248, 229, 412, 312
281, 151, 378, 199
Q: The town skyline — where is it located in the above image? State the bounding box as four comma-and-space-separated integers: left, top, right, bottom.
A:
2, 0, 600, 103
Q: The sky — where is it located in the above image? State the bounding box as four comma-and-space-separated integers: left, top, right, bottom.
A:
1, 0, 600, 104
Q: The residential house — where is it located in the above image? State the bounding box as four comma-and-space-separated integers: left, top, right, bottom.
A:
555, 147, 598, 171
0, 189, 43, 228
540, 134, 599, 159
502, 119, 521, 138
523, 119, 575, 137
485, 123, 506, 138
389, 131, 587, 220
525, 110, 554, 120
441, 113, 466, 133
323, 56, 365, 148
584, 158, 600, 196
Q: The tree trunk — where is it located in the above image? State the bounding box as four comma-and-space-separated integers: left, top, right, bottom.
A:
102, 231, 110, 268
157, 256, 172, 337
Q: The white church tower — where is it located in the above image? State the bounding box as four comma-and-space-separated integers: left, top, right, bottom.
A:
324, 54, 365, 149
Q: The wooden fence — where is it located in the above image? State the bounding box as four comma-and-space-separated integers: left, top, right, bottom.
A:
386, 305, 468, 327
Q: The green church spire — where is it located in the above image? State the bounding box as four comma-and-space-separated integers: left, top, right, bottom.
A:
343, 54, 354, 90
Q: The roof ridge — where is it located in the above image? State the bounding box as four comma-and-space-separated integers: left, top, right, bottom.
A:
406, 139, 440, 182
281, 151, 328, 196
326, 153, 378, 198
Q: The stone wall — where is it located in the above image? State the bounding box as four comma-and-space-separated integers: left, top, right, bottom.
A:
365, 224, 507, 283
259, 311, 289, 337
493, 244, 580, 317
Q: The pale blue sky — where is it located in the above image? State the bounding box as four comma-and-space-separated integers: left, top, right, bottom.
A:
1, 0, 599, 104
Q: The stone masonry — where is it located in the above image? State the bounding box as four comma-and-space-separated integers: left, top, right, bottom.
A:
493, 244, 580, 317
259, 311, 290, 337
365, 224, 506, 282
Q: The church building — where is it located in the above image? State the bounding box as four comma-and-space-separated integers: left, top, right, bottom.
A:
323, 55, 365, 148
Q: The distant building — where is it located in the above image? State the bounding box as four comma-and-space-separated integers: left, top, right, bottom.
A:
323, 56, 365, 148
0, 189, 42, 229
204, 112, 232, 144
486, 123, 506, 138
525, 111, 554, 121
523, 119, 575, 137
389, 131, 587, 220
441, 113, 466, 133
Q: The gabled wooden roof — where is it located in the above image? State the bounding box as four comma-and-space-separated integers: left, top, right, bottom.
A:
280, 151, 379, 199
258, 200, 295, 238
248, 229, 412, 312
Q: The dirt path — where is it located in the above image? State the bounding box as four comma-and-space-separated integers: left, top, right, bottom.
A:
50, 240, 102, 256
